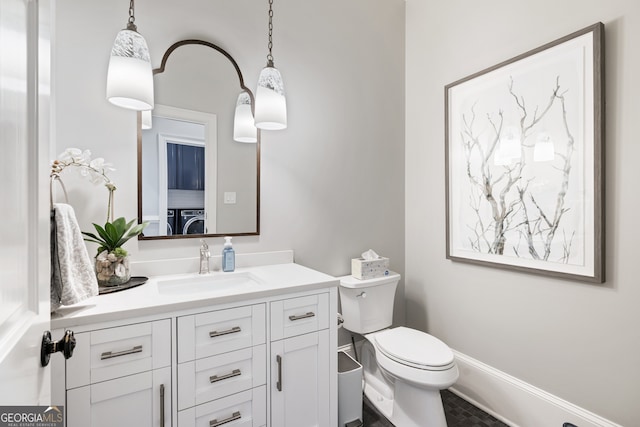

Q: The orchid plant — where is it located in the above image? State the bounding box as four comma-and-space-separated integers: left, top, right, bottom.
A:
51, 148, 117, 223
51, 148, 148, 259
51, 148, 148, 286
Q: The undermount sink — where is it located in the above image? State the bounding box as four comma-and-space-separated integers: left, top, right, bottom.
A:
156, 271, 264, 295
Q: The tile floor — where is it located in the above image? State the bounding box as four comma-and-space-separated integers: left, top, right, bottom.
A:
361, 389, 509, 427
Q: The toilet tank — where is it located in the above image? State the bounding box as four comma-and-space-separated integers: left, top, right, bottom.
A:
339, 272, 400, 334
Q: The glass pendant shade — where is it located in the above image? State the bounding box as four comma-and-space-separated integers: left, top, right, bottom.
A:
254, 66, 287, 130
234, 92, 257, 143
141, 110, 152, 129
106, 29, 154, 111
534, 132, 555, 162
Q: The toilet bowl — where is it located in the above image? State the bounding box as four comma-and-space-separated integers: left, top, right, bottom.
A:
339, 273, 458, 427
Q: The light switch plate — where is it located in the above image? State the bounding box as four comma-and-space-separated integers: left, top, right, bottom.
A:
224, 192, 237, 204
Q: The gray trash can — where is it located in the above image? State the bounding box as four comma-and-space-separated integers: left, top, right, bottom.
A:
338, 350, 363, 427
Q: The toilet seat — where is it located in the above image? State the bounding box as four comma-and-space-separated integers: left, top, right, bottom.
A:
373, 327, 455, 371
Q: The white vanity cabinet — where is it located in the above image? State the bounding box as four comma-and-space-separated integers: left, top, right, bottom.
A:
269, 293, 332, 427
53, 264, 338, 427
176, 304, 267, 427
64, 319, 172, 427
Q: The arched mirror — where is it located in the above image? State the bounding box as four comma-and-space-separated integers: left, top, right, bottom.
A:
137, 40, 260, 240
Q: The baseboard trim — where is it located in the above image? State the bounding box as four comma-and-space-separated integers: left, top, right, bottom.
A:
450, 350, 622, 427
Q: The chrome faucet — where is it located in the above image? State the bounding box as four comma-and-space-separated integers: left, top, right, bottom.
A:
199, 239, 210, 274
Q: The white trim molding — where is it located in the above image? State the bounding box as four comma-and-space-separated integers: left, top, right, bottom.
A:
450, 350, 623, 427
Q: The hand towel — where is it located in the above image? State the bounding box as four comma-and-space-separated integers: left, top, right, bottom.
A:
51, 203, 98, 312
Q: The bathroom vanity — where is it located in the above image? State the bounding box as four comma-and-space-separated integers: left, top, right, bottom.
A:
51, 261, 338, 427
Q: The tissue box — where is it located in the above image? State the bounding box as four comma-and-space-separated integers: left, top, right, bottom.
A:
351, 257, 389, 280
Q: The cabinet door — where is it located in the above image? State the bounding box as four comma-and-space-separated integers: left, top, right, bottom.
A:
167, 143, 205, 190
271, 330, 331, 427
177, 144, 204, 190
67, 367, 171, 427
167, 143, 178, 189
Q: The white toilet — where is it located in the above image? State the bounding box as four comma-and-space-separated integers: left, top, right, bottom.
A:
339, 272, 458, 427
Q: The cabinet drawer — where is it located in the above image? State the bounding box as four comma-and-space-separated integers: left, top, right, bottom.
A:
178, 385, 266, 427
270, 293, 329, 340
178, 304, 266, 363
67, 319, 171, 389
178, 345, 266, 410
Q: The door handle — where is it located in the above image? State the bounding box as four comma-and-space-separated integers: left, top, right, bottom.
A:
210, 369, 241, 384
288, 312, 315, 321
160, 384, 165, 427
209, 411, 241, 427
41, 330, 75, 367
101, 345, 143, 360
276, 354, 282, 391
209, 326, 241, 338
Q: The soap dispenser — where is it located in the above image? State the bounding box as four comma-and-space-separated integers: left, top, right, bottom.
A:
222, 236, 235, 272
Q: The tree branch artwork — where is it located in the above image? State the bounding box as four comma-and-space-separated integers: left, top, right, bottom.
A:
446, 23, 604, 282
460, 76, 576, 264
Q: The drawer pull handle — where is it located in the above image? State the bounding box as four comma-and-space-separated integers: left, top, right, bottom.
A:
160, 384, 165, 427
210, 411, 241, 427
100, 345, 143, 360
209, 326, 241, 338
289, 312, 315, 321
276, 354, 283, 391
210, 368, 241, 383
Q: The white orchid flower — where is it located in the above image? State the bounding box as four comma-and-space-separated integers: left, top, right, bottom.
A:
89, 158, 115, 173
52, 147, 114, 186
52, 147, 118, 223
79, 149, 92, 163
58, 148, 82, 163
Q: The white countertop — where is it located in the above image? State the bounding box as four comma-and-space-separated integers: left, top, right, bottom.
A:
51, 262, 337, 329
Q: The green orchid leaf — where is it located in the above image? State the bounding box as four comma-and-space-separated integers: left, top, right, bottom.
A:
113, 217, 127, 234
81, 231, 101, 241
92, 223, 109, 241
82, 237, 107, 246
104, 222, 119, 246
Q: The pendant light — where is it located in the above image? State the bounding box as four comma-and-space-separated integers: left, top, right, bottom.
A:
254, 0, 287, 130
234, 91, 258, 143
141, 110, 152, 130
106, 0, 154, 111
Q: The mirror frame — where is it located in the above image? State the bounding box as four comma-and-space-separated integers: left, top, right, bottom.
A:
137, 39, 260, 240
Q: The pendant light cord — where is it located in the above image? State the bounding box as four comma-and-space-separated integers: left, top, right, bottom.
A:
266, 0, 274, 67
126, 0, 137, 32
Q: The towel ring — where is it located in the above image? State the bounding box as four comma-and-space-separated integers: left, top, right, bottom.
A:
50, 175, 69, 210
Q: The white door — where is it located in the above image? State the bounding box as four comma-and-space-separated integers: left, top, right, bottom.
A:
271, 330, 331, 427
0, 0, 53, 406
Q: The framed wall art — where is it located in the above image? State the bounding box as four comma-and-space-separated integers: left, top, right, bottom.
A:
445, 23, 604, 283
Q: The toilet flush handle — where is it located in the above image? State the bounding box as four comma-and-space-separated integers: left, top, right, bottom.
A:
357, 291, 366, 298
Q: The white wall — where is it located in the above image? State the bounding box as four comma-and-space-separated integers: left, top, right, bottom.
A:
406, 1, 640, 425
53, 0, 406, 320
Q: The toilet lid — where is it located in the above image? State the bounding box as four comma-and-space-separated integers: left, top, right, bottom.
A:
374, 327, 454, 370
